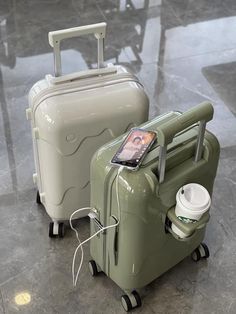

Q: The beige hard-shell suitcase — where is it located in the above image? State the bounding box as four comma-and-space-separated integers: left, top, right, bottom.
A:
26, 23, 149, 237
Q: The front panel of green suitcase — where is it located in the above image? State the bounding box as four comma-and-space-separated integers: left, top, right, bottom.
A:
90, 103, 220, 291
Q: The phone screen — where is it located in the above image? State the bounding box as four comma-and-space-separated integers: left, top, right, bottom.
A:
111, 129, 157, 169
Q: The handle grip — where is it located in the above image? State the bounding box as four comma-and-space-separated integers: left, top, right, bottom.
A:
157, 102, 213, 146
48, 22, 106, 48
48, 22, 107, 77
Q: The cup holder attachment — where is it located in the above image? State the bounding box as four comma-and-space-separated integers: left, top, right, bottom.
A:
165, 207, 210, 241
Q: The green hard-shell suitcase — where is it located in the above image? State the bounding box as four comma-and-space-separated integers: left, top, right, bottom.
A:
89, 102, 220, 311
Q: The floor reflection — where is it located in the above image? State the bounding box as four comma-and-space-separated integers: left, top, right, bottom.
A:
0, 0, 235, 193
203, 61, 236, 116
0, 66, 17, 196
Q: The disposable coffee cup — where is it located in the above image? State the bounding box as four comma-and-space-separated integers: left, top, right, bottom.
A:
172, 183, 211, 238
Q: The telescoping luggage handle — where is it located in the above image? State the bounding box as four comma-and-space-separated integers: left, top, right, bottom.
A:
157, 102, 214, 183
48, 22, 107, 77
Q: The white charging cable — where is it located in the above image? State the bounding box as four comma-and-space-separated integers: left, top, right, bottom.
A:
70, 166, 123, 287
69, 207, 93, 286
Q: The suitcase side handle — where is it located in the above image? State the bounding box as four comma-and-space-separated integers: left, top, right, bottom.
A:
157, 102, 214, 183
48, 22, 107, 77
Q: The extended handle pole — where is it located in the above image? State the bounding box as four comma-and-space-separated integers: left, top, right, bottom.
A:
158, 146, 167, 184
53, 42, 61, 77
157, 102, 214, 183
48, 22, 107, 76
97, 37, 104, 69
195, 120, 206, 162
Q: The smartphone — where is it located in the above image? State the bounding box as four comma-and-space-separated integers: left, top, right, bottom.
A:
111, 128, 157, 170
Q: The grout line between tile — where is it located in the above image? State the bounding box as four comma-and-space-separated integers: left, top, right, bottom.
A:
165, 46, 236, 63
0, 253, 49, 288
128, 43, 236, 68
95, 2, 107, 22
165, 0, 185, 25
0, 289, 6, 314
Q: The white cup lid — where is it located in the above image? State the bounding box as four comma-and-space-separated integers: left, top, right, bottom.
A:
178, 183, 211, 212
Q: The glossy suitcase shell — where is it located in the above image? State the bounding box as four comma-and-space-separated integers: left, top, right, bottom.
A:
89, 102, 220, 308
26, 23, 149, 227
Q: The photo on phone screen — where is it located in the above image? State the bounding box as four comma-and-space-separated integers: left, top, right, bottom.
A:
111, 129, 157, 169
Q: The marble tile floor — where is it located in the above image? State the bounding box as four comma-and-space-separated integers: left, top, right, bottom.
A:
0, 0, 236, 313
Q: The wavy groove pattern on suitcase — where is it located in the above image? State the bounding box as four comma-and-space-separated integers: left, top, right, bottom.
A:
38, 127, 132, 204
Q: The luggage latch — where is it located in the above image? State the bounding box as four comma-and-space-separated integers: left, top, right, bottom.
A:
39, 192, 45, 203
33, 173, 38, 184
26, 108, 32, 120
33, 128, 40, 139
